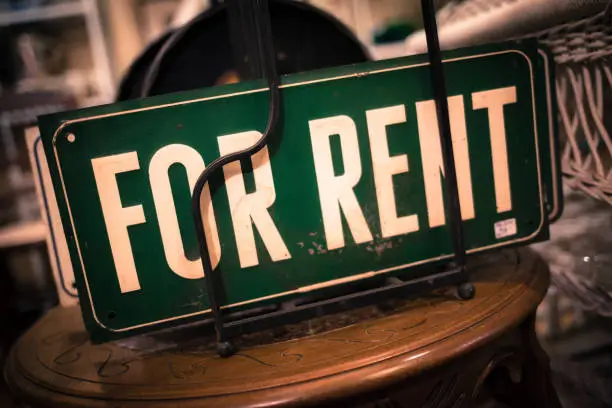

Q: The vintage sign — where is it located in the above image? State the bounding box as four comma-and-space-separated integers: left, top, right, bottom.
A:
39, 41, 558, 342
25, 127, 78, 307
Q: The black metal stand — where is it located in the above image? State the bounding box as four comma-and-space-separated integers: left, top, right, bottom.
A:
190, 0, 474, 357
420, 0, 475, 301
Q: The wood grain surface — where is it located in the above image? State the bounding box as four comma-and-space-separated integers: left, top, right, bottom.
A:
4, 248, 553, 407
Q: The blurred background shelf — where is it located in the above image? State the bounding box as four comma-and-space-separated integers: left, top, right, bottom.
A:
0, 0, 113, 105
0, 220, 46, 249
0, 1, 85, 26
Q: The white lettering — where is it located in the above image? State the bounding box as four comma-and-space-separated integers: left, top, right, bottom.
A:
309, 115, 373, 250
91, 152, 145, 293
149, 144, 221, 279
218, 131, 291, 268
472, 86, 516, 213
366, 105, 419, 237
416, 95, 475, 228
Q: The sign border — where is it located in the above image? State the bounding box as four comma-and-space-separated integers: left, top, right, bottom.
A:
50, 48, 545, 333
538, 48, 562, 221
35, 136, 78, 298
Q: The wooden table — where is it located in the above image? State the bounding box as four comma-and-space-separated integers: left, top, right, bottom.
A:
4, 248, 561, 407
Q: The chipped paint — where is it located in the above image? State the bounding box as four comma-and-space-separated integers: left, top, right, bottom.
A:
311, 241, 327, 254
374, 241, 394, 257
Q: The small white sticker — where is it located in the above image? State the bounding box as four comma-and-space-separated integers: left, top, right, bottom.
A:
495, 218, 517, 239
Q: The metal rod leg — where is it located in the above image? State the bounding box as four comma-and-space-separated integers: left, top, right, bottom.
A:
420, 0, 474, 299
191, 0, 281, 357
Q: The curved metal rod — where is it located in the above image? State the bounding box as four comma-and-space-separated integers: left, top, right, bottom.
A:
139, 7, 217, 98
190, 0, 280, 342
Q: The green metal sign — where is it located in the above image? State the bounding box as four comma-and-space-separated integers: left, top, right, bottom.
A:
40, 41, 559, 342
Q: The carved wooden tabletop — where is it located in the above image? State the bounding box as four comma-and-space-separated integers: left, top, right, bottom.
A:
4, 248, 554, 407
